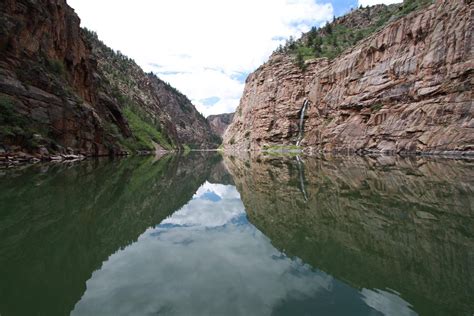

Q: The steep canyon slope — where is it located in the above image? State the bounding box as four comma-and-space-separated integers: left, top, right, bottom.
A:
207, 112, 235, 138
223, 0, 473, 155
0, 0, 218, 159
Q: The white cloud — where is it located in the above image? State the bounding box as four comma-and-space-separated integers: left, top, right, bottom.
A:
67, 0, 333, 116
358, 0, 402, 6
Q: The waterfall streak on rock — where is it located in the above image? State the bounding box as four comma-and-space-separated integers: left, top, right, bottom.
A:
296, 100, 309, 146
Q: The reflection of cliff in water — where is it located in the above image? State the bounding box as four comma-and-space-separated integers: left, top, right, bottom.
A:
0, 152, 222, 316
225, 154, 474, 315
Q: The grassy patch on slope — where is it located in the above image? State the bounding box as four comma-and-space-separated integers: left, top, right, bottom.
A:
122, 107, 173, 151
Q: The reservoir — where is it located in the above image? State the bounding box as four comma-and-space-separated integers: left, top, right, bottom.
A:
0, 153, 472, 315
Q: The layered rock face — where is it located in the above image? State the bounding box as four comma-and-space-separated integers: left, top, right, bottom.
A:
207, 113, 235, 138
224, 0, 473, 155
0, 0, 218, 158
0, 0, 108, 156
224, 153, 474, 315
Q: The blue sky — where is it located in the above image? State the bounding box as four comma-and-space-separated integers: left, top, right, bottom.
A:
68, 0, 401, 116
333, 0, 358, 16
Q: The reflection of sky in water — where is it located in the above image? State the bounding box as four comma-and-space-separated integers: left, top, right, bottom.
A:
361, 289, 417, 316
72, 182, 415, 316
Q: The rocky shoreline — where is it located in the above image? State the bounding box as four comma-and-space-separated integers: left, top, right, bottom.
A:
303, 147, 474, 158
222, 147, 474, 158
0, 149, 166, 168
0, 150, 90, 168
3, 147, 473, 168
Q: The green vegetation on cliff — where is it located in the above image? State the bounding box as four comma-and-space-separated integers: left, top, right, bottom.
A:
83, 28, 174, 152
83, 28, 219, 151
122, 107, 173, 151
102, 89, 174, 152
278, 0, 434, 65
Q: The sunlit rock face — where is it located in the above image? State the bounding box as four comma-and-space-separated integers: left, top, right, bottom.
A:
223, 0, 473, 155
224, 153, 474, 315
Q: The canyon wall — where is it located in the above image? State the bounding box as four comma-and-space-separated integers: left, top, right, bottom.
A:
224, 0, 473, 155
87, 31, 220, 150
207, 113, 235, 138
0, 0, 108, 156
0, 0, 218, 159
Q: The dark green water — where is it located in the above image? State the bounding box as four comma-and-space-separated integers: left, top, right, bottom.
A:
0, 153, 472, 316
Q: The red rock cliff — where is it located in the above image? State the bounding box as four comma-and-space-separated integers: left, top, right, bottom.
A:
0, 0, 110, 156
224, 0, 473, 155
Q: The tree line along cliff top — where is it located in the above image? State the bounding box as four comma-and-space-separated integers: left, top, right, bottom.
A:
276, 0, 434, 68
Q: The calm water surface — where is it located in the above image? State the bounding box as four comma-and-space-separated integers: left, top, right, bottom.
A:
0, 153, 472, 315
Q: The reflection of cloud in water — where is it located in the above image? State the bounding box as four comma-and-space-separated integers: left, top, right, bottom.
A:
161, 181, 244, 228
72, 183, 413, 316
361, 288, 417, 316
194, 181, 241, 200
